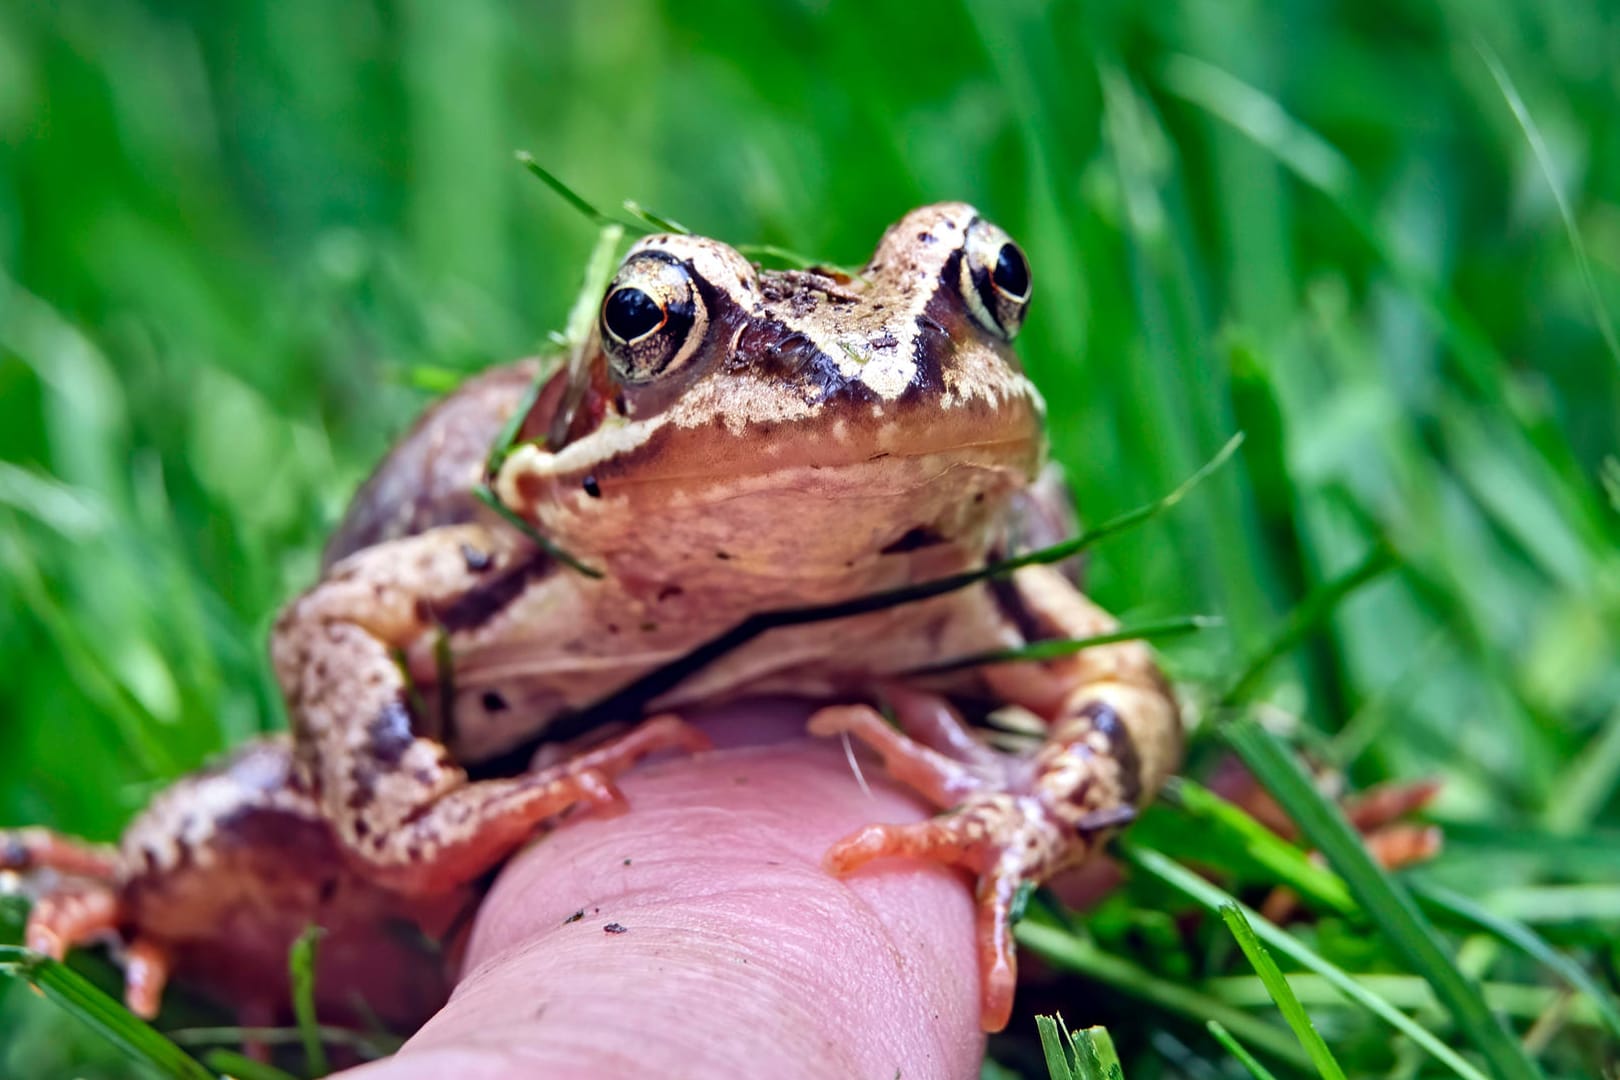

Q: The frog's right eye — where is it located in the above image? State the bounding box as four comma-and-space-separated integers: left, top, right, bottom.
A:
600, 252, 708, 383
958, 218, 1031, 341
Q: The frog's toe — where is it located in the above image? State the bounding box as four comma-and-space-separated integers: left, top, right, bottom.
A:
823, 796, 1073, 1033
25, 884, 122, 961
568, 768, 630, 819
809, 703, 989, 808
0, 827, 119, 881
123, 938, 172, 1019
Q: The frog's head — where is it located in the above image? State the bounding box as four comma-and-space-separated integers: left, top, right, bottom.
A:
494, 204, 1047, 588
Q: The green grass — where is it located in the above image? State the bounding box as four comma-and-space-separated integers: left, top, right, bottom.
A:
3, 0, 1619, 1076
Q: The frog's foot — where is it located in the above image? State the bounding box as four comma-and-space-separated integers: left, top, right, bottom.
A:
810, 694, 1145, 1032
0, 828, 122, 960
0, 829, 173, 1018
1254, 778, 1442, 923
344, 714, 711, 895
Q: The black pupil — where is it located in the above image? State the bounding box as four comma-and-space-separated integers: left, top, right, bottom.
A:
604, 287, 665, 341
992, 243, 1029, 299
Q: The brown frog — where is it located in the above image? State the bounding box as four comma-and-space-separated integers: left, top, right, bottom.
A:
4, 205, 1181, 1034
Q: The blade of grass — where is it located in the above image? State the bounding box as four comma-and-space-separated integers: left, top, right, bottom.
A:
0, 532, 181, 778
1016, 921, 1312, 1070
906, 615, 1218, 676
0, 946, 216, 1080
1221, 718, 1543, 1080
559, 224, 627, 356
1541, 706, 1620, 834
1220, 905, 1347, 1080
1154, 778, 1355, 914
1473, 884, 1620, 924
1414, 881, 1620, 1041
1072, 1025, 1124, 1080
1117, 844, 1491, 1080
289, 925, 328, 1078
472, 221, 622, 579
514, 153, 646, 233
1036, 1014, 1077, 1080
1474, 40, 1620, 374
1159, 53, 1614, 547
202, 1050, 298, 1080
1436, 821, 1620, 873
169, 1025, 396, 1058
734, 243, 837, 270
1217, 543, 1395, 708
1207, 973, 1612, 1028
470, 485, 601, 578
1207, 1020, 1282, 1080
620, 200, 689, 235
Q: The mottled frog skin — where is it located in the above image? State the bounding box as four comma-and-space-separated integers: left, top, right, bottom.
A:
4, 205, 1180, 1033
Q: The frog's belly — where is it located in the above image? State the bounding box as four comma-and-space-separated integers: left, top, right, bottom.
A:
430, 582, 1016, 764
650, 586, 1018, 711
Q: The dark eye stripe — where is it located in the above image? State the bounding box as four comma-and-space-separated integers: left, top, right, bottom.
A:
970, 258, 1005, 332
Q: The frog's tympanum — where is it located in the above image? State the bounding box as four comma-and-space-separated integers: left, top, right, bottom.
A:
4, 205, 1180, 1034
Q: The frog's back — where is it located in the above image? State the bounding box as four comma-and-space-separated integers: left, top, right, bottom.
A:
323, 359, 546, 568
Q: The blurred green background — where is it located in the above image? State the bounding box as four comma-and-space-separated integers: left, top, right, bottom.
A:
2, 0, 1619, 1075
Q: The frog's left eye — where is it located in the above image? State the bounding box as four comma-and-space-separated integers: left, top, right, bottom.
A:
600, 251, 708, 383
958, 219, 1031, 341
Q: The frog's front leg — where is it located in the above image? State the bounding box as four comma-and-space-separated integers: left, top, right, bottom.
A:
808, 564, 1181, 1032
272, 524, 708, 895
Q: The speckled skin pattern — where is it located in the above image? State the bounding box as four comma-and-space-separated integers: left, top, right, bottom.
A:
1, 738, 464, 1028
3, 205, 1180, 1032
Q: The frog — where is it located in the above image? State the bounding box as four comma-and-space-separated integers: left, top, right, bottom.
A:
4, 204, 1181, 1035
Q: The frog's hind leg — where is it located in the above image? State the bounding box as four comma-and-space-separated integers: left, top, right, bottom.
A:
810, 564, 1182, 1033
0, 829, 175, 1018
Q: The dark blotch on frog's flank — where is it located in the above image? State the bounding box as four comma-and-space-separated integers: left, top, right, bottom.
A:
418, 549, 555, 634
1077, 700, 1142, 809
879, 525, 948, 555
988, 573, 1052, 646
366, 701, 415, 767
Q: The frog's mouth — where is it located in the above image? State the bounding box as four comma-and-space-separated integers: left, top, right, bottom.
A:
496, 373, 1045, 511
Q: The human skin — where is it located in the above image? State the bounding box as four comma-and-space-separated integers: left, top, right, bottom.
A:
339, 704, 986, 1080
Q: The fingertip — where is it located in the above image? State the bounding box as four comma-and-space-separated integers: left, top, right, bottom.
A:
376, 735, 985, 1079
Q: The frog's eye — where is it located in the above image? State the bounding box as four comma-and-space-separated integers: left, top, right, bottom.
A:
600, 251, 708, 383
958, 219, 1031, 341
